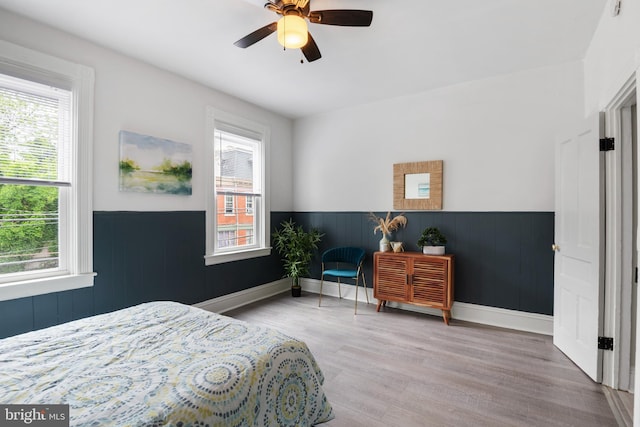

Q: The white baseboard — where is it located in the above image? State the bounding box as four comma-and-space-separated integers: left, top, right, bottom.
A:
194, 279, 290, 314
302, 277, 375, 303
452, 301, 552, 335
301, 278, 553, 336
193, 278, 553, 336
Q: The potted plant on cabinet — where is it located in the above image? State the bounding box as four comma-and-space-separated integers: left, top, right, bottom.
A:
417, 226, 447, 255
272, 219, 324, 297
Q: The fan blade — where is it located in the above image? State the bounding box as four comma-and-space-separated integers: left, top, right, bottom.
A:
301, 33, 321, 62
233, 22, 278, 48
308, 10, 373, 26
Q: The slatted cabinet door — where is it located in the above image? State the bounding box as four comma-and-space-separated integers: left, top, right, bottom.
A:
412, 256, 449, 307
374, 255, 409, 302
374, 252, 454, 325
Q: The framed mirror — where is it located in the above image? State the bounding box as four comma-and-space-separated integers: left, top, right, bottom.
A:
393, 160, 443, 210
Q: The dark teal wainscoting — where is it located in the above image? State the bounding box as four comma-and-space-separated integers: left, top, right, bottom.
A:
0, 210, 552, 339
292, 211, 554, 316
0, 211, 289, 339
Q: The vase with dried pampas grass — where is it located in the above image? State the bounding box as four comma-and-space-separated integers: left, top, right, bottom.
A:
369, 212, 407, 252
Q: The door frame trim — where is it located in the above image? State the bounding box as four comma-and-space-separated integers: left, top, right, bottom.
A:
602, 73, 637, 389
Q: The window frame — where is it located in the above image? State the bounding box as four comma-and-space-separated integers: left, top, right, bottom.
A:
0, 40, 95, 301
204, 108, 270, 265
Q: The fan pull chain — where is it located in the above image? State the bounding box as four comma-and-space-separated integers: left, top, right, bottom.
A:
283, 16, 287, 51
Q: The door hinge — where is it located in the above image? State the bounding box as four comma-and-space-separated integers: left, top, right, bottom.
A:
635, 267, 638, 284
598, 336, 614, 351
600, 137, 615, 151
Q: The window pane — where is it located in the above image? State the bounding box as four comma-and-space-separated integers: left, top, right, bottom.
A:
214, 129, 261, 251
0, 184, 59, 274
214, 129, 261, 194
0, 75, 71, 182
0, 73, 70, 279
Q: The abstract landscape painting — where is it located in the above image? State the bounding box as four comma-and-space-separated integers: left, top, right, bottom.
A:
119, 131, 192, 195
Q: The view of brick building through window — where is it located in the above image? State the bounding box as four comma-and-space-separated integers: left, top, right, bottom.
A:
215, 141, 257, 250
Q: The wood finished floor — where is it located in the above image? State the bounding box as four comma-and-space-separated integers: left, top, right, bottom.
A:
226, 292, 618, 427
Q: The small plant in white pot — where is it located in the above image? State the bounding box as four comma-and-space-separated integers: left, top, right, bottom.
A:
417, 227, 447, 255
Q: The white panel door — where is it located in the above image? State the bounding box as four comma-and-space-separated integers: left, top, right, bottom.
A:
553, 113, 604, 382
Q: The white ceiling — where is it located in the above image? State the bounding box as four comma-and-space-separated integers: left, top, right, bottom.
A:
0, 0, 607, 119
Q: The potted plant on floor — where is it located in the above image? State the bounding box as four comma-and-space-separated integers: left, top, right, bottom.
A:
417, 226, 447, 255
272, 219, 324, 297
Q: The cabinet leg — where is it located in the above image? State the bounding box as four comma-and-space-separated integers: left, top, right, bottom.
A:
443, 310, 451, 325
376, 301, 384, 312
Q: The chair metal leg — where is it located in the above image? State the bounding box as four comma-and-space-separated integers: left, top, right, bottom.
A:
354, 276, 359, 315
361, 272, 369, 304
338, 278, 342, 299
319, 274, 324, 307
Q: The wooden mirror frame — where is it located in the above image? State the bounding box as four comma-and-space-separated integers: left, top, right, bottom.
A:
393, 160, 443, 210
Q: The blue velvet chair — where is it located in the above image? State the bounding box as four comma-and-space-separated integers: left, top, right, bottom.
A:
319, 247, 369, 314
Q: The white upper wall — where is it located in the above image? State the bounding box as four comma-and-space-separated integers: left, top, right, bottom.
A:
293, 61, 585, 212
0, 9, 294, 212
5, 5, 618, 215
584, 0, 640, 112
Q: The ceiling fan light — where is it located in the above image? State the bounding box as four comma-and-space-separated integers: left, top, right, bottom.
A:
277, 15, 308, 49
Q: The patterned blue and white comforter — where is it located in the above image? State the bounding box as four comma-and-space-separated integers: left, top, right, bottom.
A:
0, 301, 334, 426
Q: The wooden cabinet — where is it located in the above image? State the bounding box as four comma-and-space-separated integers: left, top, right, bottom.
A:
374, 251, 454, 325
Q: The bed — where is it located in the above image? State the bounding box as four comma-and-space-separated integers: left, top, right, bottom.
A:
0, 301, 334, 426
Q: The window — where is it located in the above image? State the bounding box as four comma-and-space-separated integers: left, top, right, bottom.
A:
205, 108, 270, 265
246, 196, 254, 215
0, 40, 95, 301
0, 75, 68, 275
224, 194, 234, 215
217, 230, 236, 248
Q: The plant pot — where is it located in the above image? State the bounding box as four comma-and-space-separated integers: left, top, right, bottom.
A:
423, 245, 445, 255
291, 286, 302, 297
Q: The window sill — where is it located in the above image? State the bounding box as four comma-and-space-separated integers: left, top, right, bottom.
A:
0, 273, 96, 302
204, 247, 272, 266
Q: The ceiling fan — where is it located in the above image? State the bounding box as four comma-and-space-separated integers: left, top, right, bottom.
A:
234, 0, 373, 62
